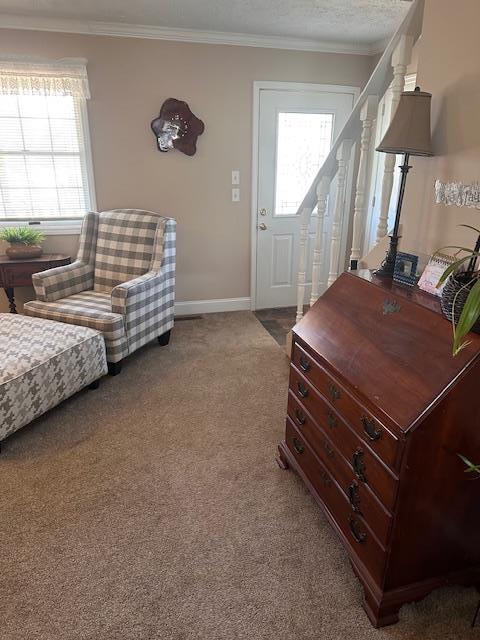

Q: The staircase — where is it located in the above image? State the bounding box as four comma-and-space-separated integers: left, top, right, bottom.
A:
294, 0, 425, 323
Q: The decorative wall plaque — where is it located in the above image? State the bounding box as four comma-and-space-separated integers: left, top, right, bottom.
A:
151, 98, 204, 156
435, 179, 480, 209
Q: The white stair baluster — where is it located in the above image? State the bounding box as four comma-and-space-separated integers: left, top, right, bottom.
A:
296, 206, 313, 322
376, 35, 413, 243
327, 140, 352, 288
310, 175, 331, 306
349, 95, 379, 270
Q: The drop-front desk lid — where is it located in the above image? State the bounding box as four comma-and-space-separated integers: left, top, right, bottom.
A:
293, 271, 480, 433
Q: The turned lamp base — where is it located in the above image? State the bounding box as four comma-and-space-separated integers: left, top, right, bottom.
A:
375, 235, 401, 278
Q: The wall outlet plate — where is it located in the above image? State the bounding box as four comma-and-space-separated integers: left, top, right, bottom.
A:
232, 170, 240, 185
232, 188, 240, 202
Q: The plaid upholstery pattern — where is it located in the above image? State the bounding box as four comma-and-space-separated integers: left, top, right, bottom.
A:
25, 210, 176, 364
25, 291, 127, 363
112, 218, 176, 353
32, 213, 98, 302
94, 210, 160, 293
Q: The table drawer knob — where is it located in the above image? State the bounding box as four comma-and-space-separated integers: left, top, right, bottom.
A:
349, 515, 367, 544
324, 441, 335, 458
328, 383, 340, 402
327, 412, 337, 429
299, 355, 311, 372
295, 408, 306, 426
348, 482, 362, 513
297, 382, 309, 398
293, 438, 305, 455
352, 449, 367, 483
362, 416, 382, 441
321, 471, 332, 488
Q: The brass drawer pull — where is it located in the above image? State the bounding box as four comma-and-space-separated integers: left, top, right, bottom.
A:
348, 482, 362, 513
352, 449, 367, 483
349, 515, 367, 544
295, 408, 306, 426
293, 438, 305, 455
320, 471, 332, 488
297, 382, 309, 398
324, 441, 335, 458
299, 355, 311, 373
362, 416, 382, 441
327, 412, 337, 429
328, 383, 340, 402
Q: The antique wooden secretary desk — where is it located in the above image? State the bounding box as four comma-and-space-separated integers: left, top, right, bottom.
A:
277, 271, 480, 627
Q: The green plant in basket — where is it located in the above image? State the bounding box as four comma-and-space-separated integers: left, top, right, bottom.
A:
0, 226, 44, 245
436, 225, 480, 356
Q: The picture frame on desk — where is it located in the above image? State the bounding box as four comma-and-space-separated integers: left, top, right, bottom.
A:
393, 252, 419, 287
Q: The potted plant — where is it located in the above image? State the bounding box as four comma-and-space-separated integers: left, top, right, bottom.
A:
0, 226, 45, 260
437, 225, 480, 355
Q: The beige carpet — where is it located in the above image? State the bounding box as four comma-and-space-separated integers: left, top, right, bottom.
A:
1, 311, 478, 640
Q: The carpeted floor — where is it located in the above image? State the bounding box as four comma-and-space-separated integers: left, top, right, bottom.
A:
1, 311, 478, 640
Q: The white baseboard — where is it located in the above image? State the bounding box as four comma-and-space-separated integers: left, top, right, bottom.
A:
174, 297, 251, 316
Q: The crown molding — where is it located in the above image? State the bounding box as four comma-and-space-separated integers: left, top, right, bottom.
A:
0, 13, 382, 56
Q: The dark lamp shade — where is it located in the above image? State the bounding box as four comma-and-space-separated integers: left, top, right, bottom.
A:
376, 89, 433, 157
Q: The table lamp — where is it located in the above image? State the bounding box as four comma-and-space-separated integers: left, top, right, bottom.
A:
375, 87, 433, 277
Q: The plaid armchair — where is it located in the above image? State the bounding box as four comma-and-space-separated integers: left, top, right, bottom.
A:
24, 209, 176, 374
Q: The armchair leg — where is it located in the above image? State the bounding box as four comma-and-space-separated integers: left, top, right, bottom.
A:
108, 362, 122, 376
157, 329, 171, 346
89, 379, 100, 390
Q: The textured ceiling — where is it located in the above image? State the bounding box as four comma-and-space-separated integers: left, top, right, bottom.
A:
0, 0, 411, 45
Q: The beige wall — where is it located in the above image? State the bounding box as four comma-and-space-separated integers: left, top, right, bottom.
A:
401, 0, 480, 258
0, 29, 373, 313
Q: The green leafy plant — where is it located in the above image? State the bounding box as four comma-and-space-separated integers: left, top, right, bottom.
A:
0, 226, 44, 246
459, 454, 480, 478
436, 225, 480, 355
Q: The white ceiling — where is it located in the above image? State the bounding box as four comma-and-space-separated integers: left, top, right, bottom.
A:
0, 0, 412, 52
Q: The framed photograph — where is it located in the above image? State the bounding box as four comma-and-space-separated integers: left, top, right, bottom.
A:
393, 252, 419, 287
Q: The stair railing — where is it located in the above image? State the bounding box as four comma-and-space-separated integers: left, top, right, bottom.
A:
294, 0, 424, 323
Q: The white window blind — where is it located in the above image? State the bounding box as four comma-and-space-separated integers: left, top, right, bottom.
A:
0, 58, 94, 223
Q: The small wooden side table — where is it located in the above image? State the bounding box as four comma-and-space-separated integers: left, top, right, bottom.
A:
0, 254, 71, 314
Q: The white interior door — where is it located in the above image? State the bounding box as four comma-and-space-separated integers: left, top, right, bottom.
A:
254, 86, 356, 310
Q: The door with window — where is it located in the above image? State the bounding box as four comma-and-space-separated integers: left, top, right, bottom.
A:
255, 86, 356, 309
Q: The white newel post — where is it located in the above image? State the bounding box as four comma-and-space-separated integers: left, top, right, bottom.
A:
310, 175, 331, 306
376, 35, 413, 243
296, 206, 313, 322
327, 140, 352, 288
349, 95, 379, 270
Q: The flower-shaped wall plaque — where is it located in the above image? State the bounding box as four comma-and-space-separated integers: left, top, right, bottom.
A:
151, 98, 204, 156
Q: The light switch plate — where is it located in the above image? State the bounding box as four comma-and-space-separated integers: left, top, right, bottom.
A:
232, 188, 240, 202
231, 170, 240, 185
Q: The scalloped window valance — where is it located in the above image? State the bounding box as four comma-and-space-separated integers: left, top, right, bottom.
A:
0, 58, 90, 98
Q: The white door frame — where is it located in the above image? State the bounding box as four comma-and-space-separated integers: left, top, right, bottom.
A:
250, 81, 360, 310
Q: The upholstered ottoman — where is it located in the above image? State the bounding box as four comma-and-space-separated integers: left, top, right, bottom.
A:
0, 313, 107, 445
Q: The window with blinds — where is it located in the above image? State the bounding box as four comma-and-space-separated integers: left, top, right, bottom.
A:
0, 76, 94, 223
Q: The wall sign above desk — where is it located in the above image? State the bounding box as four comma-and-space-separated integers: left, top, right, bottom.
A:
435, 179, 480, 209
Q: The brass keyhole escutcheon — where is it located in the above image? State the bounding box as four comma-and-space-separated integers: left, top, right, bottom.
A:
259, 208, 267, 216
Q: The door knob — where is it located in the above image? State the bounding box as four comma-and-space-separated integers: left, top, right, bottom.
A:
259, 223, 267, 230
259, 208, 267, 216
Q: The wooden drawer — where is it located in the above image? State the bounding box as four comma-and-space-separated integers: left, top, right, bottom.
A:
287, 391, 392, 546
292, 341, 401, 469
289, 365, 398, 510
285, 418, 387, 586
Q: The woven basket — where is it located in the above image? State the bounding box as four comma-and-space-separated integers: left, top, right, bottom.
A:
440, 273, 480, 333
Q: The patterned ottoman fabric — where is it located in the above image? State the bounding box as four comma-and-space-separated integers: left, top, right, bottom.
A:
0, 314, 107, 442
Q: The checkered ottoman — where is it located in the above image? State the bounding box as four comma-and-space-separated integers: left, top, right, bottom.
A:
0, 313, 107, 444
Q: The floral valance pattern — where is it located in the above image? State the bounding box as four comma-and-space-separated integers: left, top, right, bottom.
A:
0, 58, 90, 98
